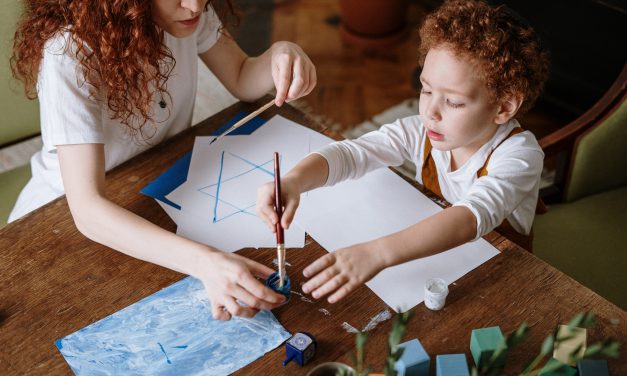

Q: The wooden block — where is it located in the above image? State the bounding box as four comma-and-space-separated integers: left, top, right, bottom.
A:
577, 359, 610, 376
553, 325, 587, 366
470, 326, 506, 369
538, 358, 577, 376
436, 354, 469, 376
394, 339, 430, 376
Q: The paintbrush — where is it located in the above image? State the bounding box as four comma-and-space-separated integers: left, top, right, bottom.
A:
209, 99, 275, 145
273, 152, 286, 288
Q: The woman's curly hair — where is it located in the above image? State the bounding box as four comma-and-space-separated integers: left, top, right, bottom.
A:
11, 0, 236, 133
418, 0, 550, 114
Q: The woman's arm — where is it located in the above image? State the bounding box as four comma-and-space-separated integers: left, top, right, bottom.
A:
199, 33, 316, 106
58, 143, 286, 320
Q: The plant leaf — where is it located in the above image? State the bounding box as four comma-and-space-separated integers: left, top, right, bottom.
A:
541, 334, 555, 356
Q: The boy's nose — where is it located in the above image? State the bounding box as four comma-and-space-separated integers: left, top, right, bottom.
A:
424, 100, 441, 121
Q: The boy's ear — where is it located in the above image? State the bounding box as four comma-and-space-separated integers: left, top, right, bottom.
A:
494, 95, 523, 124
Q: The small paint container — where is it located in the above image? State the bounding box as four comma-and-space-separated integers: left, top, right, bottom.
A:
424, 277, 449, 310
265, 272, 291, 304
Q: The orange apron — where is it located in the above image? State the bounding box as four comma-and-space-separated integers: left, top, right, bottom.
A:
421, 128, 546, 251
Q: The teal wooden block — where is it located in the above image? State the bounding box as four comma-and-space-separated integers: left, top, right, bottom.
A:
538, 358, 577, 376
470, 326, 506, 369
436, 354, 469, 376
577, 359, 610, 376
394, 339, 430, 376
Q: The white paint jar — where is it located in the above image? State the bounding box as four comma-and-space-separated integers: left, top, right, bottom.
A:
424, 277, 449, 310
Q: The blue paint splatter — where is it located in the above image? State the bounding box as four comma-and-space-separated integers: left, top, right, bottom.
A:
158, 342, 172, 364
54, 277, 290, 375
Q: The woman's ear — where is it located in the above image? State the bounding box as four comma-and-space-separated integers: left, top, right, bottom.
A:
494, 95, 523, 124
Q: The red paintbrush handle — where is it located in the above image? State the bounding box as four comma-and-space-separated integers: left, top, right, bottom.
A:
274, 152, 284, 244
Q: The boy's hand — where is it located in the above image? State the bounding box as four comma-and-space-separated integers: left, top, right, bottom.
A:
256, 177, 301, 231
301, 241, 387, 304
199, 251, 286, 320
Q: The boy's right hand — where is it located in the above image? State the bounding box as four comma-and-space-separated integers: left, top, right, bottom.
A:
256, 177, 301, 232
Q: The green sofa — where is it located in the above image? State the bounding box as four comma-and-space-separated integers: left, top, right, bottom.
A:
0, 1, 40, 226
534, 95, 627, 310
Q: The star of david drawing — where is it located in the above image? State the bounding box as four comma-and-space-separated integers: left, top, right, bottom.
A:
197, 151, 279, 223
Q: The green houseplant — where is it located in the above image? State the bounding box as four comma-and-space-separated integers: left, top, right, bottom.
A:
339, 311, 619, 375
472, 311, 620, 376
338, 310, 413, 376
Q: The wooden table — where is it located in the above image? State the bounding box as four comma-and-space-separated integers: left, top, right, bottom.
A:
1, 99, 625, 375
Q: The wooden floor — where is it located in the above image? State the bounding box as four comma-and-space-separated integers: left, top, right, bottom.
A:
271, 0, 574, 139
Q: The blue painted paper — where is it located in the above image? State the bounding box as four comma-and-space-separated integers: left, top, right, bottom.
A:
210, 111, 268, 136
139, 111, 268, 210
55, 277, 290, 375
140, 151, 191, 209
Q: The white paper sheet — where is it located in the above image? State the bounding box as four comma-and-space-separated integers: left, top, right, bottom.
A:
177, 115, 322, 252
295, 168, 500, 312
157, 200, 181, 225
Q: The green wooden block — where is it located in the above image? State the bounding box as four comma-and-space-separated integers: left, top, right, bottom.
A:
470, 326, 506, 369
539, 358, 577, 376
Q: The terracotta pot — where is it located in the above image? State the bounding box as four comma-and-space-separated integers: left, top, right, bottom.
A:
339, 0, 409, 49
306, 361, 355, 376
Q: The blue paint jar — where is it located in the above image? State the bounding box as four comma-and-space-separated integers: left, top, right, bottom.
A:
265, 272, 291, 304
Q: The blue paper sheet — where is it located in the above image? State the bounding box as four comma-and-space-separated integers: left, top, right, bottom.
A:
55, 277, 290, 375
140, 151, 191, 209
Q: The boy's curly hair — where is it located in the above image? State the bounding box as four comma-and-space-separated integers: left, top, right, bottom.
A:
11, 0, 236, 134
418, 0, 550, 114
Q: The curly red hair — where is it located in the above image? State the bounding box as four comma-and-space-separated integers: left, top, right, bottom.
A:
11, 0, 236, 133
418, 0, 550, 114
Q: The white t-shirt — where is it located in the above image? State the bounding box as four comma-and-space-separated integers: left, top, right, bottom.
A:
9, 10, 222, 222
314, 115, 544, 240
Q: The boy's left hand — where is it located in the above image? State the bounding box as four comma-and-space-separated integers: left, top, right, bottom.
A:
301, 242, 386, 303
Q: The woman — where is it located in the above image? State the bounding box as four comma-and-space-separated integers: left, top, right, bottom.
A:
10, 0, 316, 320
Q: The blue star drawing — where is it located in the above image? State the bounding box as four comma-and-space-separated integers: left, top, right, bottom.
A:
197, 151, 281, 223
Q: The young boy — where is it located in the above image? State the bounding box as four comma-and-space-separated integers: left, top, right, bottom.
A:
257, 0, 550, 304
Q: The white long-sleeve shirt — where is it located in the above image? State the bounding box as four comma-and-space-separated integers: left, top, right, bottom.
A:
314, 115, 544, 240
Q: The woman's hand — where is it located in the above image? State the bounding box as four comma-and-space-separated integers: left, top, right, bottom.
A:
301, 241, 387, 304
198, 251, 286, 320
270, 41, 316, 106
256, 176, 302, 231
201, 36, 316, 105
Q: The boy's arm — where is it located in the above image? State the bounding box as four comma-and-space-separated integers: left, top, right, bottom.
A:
257, 153, 329, 230
286, 153, 330, 192
375, 206, 477, 266
318, 118, 419, 187
302, 206, 477, 303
